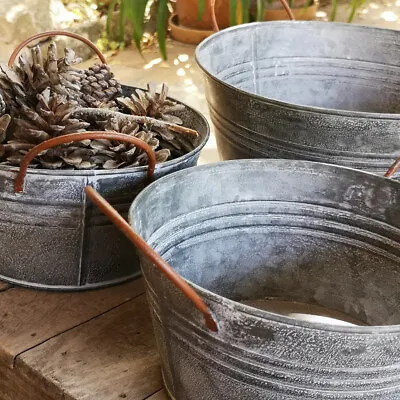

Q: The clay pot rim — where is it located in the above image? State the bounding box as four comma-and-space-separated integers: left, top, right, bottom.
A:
169, 13, 215, 36
0, 85, 210, 176
196, 21, 400, 120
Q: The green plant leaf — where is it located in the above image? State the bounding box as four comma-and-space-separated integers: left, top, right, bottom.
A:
302, 0, 312, 11
229, 0, 237, 26
157, 0, 169, 60
198, 0, 206, 21
241, 0, 250, 23
347, 0, 359, 22
329, 0, 338, 20
118, 0, 126, 42
229, 0, 237, 25
106, 0, 119, 36
256, 0, 265, 21
130, 0, 148, 55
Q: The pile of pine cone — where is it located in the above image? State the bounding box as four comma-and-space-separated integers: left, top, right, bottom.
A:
0, 42, 199, 170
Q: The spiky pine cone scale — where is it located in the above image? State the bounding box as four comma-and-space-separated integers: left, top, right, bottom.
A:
116, 83, 185, 125
81, 64, 122, 109
87, 116, 171, 169
0, 89, 90, 168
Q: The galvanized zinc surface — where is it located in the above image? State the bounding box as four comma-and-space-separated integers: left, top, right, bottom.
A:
196, 22, 400, 175
131, 160, 400, 399
0, 86, 209, 290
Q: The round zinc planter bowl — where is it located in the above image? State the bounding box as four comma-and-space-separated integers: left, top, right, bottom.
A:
0, 95, 209, 291
103, 159, 400, 400
0, 33, 210, 291
195, 22, 400, 176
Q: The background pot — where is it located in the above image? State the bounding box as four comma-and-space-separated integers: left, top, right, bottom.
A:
262, 0, 317, 20
0, 84, 209, 291
175, 0, 230, 30
130, 159, 400, 399
196, 22, 400, 176
169, 14, 215, 45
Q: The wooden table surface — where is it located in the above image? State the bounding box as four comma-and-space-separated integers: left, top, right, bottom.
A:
0, 278, 168, 400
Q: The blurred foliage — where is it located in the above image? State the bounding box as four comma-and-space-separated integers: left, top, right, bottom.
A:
100, 0, 365, 59
62, 0, 101, 21
105, 0, 171, 59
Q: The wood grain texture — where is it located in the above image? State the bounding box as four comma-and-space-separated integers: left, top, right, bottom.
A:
0, 278, 145, 366
17, 294, 163, 400
0, 357, 68, 400
0, 281, 11, 291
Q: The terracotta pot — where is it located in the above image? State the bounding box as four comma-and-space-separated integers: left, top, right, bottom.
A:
262, 1, 318, 20
175, 0, 230, 30
169, 14, 214, 45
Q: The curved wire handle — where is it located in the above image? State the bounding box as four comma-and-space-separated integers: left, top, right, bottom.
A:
85, 185, 219, 332
384, 157, 400, 179
277, 0, 296, 21
208, 0, 295, 33
209, 0, 220, 32
14, 132, 156, 193
8, 30, 107, 67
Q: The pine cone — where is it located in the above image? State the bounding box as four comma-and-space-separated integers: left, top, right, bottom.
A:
0, 89, 90, 167
89, 117, 170, 169
0, 43, 84, 114
0, 42, 122, 114
81, 64, 122, 109
112, 82, 198, 160
0, 64, 26, 116
116, 82, 186, 124
37, 116, 171, 170
0, 114, 11, 144
0, 92, 6, 115
0, 42, 191, 170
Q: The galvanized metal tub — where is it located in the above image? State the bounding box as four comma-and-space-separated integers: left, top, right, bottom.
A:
0, 86, 209, 290
195, 22, 400, 175
130, 159, 400, 399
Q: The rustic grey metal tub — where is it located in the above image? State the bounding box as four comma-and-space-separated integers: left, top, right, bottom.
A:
196, 22, 400, 175
0, 87, 209, 291
116, 159, 400, 399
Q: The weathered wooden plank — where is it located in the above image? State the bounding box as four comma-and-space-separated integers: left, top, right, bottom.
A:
147, 389, 169, 399
0, 278, 145, 366
17, 294, 163, 400
0, 281, 11, 291
0, 357, 71, 400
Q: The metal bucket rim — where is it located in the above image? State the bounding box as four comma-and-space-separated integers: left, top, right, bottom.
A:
195, 21, 400, 120
0, 85, 210, 177
131, 158, 400, 200
195, 280, 400, 335
130, 159, 400, 335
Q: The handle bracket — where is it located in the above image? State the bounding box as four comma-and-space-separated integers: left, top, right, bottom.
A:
14, 132, 156, 193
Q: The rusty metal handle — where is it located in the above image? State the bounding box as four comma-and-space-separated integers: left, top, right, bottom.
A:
278, 0, 296, 20
8, 30, 107, 67
85, 185, 219, 332
209, 0, 220, 32
384, 157, 400, 179
14, 132, 156, 193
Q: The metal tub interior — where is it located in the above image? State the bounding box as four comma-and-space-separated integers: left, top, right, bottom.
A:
131, 159, 400, 399
195, 22, 400, 175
